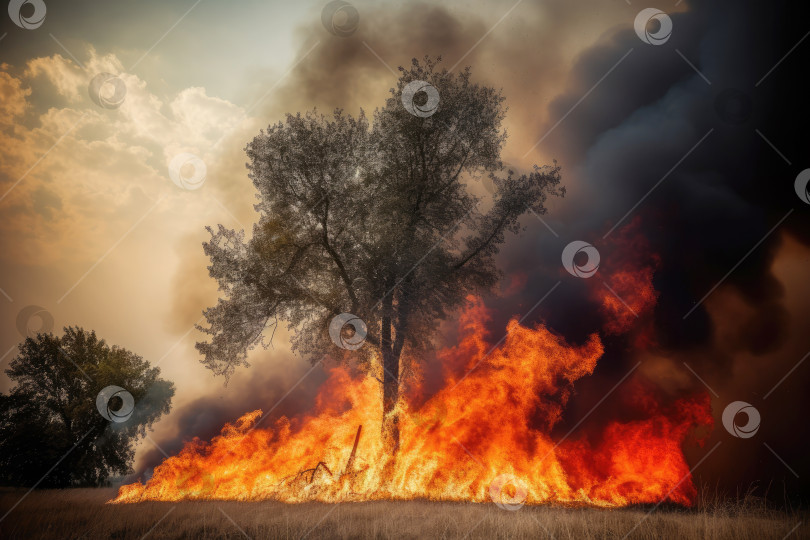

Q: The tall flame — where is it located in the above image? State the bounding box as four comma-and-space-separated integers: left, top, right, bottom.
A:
113, 293, 712, 506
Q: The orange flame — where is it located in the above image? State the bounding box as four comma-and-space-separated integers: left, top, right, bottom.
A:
113, 294, 712, 507
594, 217, 661, 335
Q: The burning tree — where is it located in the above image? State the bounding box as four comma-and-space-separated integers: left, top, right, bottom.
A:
196, 57, 563, 452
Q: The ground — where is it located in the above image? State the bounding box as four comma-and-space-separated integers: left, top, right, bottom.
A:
0, 488, 805, 539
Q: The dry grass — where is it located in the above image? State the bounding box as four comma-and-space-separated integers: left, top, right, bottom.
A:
0, 488, 805, 539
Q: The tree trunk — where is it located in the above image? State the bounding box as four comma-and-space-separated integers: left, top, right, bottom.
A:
382, 344, 400, 453
380, 286, 401, 453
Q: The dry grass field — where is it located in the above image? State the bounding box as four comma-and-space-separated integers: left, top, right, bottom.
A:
0, 487, 805, 539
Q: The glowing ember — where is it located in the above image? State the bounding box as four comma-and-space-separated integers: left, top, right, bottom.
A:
112, 294, 712, 507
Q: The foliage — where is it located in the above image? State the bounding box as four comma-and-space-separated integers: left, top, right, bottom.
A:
197, 57, 563, 386
0, 327, 174, 487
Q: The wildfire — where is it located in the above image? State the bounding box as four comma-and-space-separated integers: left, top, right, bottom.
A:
113, 293, 712, 507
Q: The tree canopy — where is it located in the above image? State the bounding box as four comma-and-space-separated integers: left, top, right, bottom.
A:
0, 327, 174, 487
196, 57, 563, 448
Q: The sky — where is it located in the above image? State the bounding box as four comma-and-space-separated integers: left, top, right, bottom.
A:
1, 0, 808, 496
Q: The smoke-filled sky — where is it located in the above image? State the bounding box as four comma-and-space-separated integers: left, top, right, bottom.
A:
1, 0, 808, 497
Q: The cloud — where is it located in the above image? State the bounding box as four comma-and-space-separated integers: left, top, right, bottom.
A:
0, 70, 31, 120
0, 51, 257, 267
0, 48, 264, 454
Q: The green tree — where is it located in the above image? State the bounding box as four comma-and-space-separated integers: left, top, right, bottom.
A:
0, 327, 174, 487
197, 57, 563, 451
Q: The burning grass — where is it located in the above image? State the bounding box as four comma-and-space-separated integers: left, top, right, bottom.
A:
0, 487, 804, 539
112, 297, 712, 507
